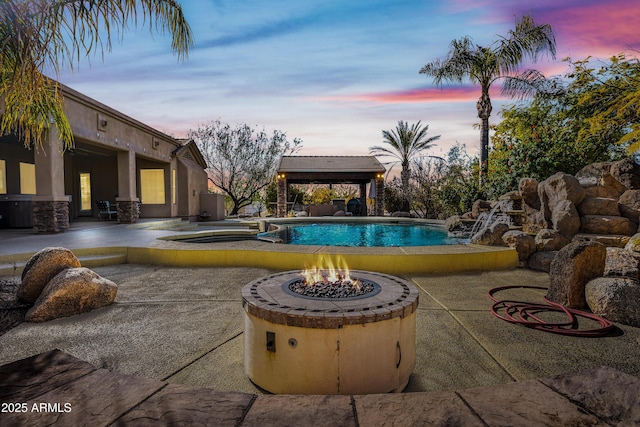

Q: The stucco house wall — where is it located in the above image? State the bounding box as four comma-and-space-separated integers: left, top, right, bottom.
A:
0, 84, 209, 231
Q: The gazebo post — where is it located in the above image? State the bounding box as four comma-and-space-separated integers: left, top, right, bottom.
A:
374, 175, 385, 216
359, 182, 367, 216
276, 174, 287, 218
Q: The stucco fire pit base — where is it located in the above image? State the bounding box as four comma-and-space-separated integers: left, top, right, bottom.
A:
242, 270, 419, 395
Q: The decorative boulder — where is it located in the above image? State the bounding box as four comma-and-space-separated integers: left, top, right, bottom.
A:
527, 251, 557, 272
535, 229, 569, 252
551, 200, 581, 238
580, 215, 637, 236
547, 241, 606, 309
471, 200, 492, 219
577, 197, 620, 217
583, 174, 627, 199
586, 277, 640, 327
538, 172, 585, 222
522, 205, 547, 235
445, 215, 462, 232
610, 158, 640, 190
25, 267, 117, 323
333, 210, 346, 216
18, 247, 81, 304
618, 189, 640, 224
502, 230, 535, 267
625, 233, 640, 253
519, 178, 540, 210
575, 161, 613, 187
604, 247, 640, 279
470, 222, 509, 246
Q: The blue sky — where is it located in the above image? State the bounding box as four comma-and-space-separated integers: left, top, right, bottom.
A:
57, 0, 640, 160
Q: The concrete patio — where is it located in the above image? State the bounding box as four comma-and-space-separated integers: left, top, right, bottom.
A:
1, 220, 640, 425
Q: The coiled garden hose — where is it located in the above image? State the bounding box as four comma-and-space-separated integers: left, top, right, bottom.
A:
488, 285, 615, 337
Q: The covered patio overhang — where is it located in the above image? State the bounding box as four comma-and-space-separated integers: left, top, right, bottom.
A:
275, 156, 385, 217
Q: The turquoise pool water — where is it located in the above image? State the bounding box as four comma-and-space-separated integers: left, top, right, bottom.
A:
260, 222, 459, 247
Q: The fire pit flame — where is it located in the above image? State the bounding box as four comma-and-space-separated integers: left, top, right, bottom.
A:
302, 256, 357, 287
291, 256, 376, 299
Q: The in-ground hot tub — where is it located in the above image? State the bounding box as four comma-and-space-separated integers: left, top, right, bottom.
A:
242, 267, 419, 394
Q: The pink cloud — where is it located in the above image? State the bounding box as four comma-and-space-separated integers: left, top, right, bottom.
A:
535, 1, 640, 59
315, 86, 486, 104
313, 85, 515, 105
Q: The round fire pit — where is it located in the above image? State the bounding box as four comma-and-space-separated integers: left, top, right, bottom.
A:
242, 270, 419, 395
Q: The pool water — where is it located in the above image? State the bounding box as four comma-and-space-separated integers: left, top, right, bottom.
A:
261, 223, 459, 247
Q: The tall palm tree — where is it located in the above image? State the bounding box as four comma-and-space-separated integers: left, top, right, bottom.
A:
370, 120, 440, 212
0, 0, 193, 150
419, 14, 556, 185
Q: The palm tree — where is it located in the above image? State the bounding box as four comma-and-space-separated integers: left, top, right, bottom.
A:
370, 120, 440, 212
419, 14, 556, 185
0, 0, 193, 150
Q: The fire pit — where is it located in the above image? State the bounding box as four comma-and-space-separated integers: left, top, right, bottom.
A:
242, 261, 419, 395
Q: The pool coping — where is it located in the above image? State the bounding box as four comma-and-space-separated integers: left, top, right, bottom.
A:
0, 218, 518, 275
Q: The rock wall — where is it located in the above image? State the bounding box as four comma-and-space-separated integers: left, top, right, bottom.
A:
451, 158, 640, 327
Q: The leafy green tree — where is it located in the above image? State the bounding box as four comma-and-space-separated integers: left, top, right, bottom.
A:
420, 14, 556, 183
190, 120, 301, 215
0, 0, 193, 150
370, 120, 440, 212
309, 187, 334, 205
566, 54, 640, 154
383, 178, 405, 214
412, 156, 446, 218
488, 57, 631, 197
434, 144, 483, 217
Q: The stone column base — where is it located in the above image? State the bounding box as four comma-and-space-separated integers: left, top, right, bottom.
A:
32, 200, 69, 233
116, 199, 140, 224
276, 178, 287, 218
375, 179, 385, 216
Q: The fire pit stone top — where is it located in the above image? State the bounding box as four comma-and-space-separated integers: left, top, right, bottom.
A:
242, 270, 419, 329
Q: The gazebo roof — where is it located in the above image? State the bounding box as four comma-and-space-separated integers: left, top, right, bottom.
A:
276, 156, 385, 185
277, 156, 385, 173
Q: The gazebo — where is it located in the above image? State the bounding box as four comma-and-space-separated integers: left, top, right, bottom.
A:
275, 156, 385, 217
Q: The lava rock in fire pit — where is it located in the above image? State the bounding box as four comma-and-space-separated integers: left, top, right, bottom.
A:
288, 278, 375, 299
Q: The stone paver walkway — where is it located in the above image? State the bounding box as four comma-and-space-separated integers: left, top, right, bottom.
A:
2, 349, 639, 426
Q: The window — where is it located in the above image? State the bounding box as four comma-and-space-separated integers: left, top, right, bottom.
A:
172, 169, 177, 205
79, 173, 92, 211
19, 162, 36, 195
0, 160, 6, 194
140, 169, 165, 204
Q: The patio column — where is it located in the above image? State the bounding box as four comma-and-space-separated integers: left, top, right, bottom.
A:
374, 175, 385, 216
32, 128, 69, 233
359, 182, 367, 216
116, 150, 139, 223
276, 174, 287, 217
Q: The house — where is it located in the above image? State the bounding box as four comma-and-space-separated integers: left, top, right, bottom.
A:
0, 84, 222, 232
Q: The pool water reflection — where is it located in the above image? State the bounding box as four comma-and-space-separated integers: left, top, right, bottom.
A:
259, 222, 459, 247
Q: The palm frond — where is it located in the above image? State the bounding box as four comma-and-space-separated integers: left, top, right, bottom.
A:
0, 0, 193, 149
495, 14, 556, 75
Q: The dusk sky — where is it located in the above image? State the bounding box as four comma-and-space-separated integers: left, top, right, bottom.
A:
57, 0, 640, 160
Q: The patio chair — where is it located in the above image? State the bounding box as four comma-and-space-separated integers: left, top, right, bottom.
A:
96, 200, 117, 220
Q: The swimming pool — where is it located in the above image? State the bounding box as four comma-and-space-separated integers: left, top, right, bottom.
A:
259, 222, 459, 247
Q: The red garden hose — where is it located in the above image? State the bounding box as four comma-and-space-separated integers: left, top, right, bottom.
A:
488, 285, 615, 337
